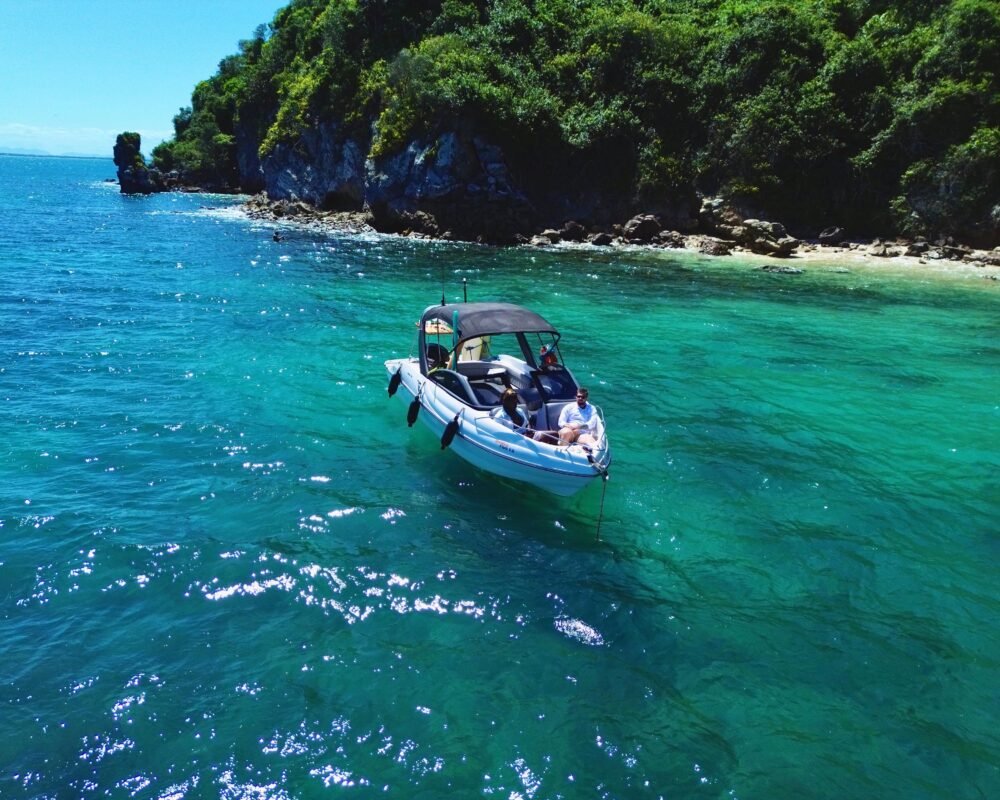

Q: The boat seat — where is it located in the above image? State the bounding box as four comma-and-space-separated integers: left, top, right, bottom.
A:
536, 365, 576, 401
471, 382, 504, 406
425, 342, 449, 370
538, 401, 575, 433
456, 361, 507, 381
428, 369, 479, 407
518, 385, 542, 411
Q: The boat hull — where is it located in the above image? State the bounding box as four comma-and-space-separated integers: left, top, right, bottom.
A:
385, 358, 610, 496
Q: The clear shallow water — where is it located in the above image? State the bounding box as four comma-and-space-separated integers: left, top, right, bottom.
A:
1, 154, 997, 799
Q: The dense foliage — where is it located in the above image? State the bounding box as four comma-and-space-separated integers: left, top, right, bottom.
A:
152, 0, 1000, 243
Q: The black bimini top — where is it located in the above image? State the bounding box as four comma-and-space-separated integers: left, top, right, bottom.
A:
421, 302, 557, 340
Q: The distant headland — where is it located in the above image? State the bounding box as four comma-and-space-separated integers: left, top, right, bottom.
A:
2, 149, 107, 160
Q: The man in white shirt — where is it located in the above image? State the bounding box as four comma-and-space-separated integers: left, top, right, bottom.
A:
557, 387, 598, 446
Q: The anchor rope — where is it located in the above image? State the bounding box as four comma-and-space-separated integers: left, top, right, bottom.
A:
595, 472, 609, 541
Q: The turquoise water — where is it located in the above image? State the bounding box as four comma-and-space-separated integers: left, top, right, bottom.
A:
1, 154, 997, 799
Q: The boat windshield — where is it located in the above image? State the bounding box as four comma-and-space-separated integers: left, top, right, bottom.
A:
456, 333, 525, 362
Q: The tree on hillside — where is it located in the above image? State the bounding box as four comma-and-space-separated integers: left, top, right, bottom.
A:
151, 0, 999, 244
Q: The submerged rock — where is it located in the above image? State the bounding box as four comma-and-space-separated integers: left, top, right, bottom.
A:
760, 264, 804, 274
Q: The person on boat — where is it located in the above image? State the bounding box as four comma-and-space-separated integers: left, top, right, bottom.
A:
539, 344, 559, 367
557, 387, 598, 446
496, 388, 532, 436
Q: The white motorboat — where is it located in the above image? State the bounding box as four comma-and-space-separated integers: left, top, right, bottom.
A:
385, 301, 611, 496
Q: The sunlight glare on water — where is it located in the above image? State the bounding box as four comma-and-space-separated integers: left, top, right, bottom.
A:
0, 155, 997, 799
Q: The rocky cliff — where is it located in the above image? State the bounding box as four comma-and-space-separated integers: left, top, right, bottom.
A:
253, 124, 536, 243
128, 117, 1000, 267
113, 133, 166, 194
240, 120, 820, 253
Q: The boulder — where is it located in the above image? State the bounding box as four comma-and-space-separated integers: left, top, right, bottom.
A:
653, 230, 686, 248
818, 226, 846, 246
560, 220, 587, 242
734, 220, 799, 257
698, 200, 799, 256
715, 223, 745, 241
622, 214, 661, 243
941, 244, 971, 260
395, 210, 440, 237
699, 197, 744, 232
969, 250, 1000, 266
587, 232, 614, 246
696, 237, 733, 256
744, 219, 784, 239
748, 234, 800, 257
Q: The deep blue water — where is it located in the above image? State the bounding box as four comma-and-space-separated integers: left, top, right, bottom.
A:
1, 154, 997, 799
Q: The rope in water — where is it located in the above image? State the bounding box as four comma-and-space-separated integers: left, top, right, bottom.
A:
596, 471, 609, 541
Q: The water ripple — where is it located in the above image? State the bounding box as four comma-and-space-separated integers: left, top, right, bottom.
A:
553, 616, 606, 646
2, 156, 997, 800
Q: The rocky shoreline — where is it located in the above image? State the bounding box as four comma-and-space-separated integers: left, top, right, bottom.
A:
115, 127, 998, 281
243, 193, 1000, 281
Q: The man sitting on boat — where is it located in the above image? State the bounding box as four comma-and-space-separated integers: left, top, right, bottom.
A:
496, 388, 532, 436
558, 387, 598, 446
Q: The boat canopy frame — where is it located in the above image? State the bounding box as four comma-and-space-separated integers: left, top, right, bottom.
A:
419, 302, 558, 341
414, 301, 576, 410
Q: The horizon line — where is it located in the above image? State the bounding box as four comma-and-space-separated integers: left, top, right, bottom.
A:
0, 151, 113, 161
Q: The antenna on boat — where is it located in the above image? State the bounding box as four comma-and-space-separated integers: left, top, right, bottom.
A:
439, 254, 447, 305
463, 277, 468, 303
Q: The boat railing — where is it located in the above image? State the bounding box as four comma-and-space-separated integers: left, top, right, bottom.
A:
480, 403, 609, 449
591, 404, 610, 448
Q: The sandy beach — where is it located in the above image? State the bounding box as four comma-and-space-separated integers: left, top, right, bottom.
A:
728, 242, 1000, 283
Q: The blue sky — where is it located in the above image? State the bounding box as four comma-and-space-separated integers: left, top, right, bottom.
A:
0, 0, 286, 157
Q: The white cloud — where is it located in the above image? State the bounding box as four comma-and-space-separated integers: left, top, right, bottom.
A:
0, 122, 172, 157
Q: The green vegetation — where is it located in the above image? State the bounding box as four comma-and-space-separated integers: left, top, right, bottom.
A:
114, 131, 146, 170
153, 0, 1000, 243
